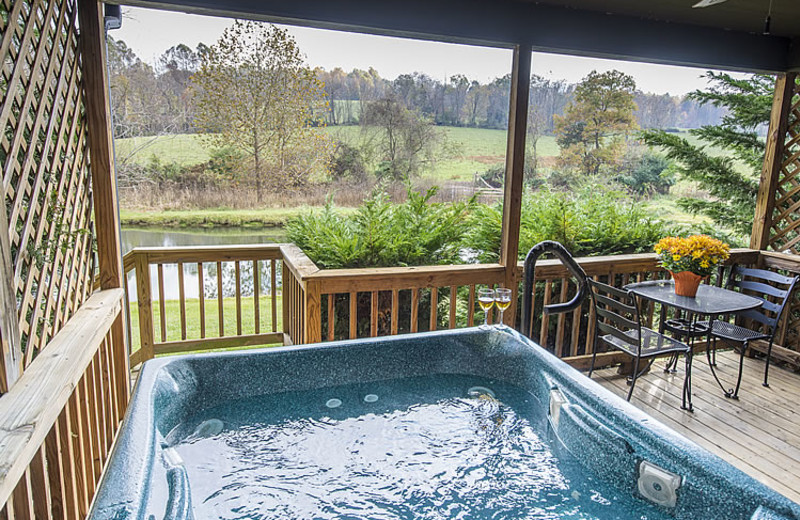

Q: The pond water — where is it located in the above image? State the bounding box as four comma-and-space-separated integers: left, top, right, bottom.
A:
121, 227, 288, 253
122, 227, 289, 301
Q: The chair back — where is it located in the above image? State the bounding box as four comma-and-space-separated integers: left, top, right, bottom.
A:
588, 279, 643, 356
727, 266, 799, 337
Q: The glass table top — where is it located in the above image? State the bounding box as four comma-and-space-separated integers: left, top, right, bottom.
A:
623, 280, 763, 315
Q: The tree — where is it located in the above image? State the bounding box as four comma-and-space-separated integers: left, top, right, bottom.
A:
361, 96, 442, 181
192, 21, 331, 201
554, 70, 638, 176
642, 72, 776, 236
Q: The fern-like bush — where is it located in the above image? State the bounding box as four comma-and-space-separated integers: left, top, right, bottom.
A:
287, 187, 476, 269
466, 185, 667, 262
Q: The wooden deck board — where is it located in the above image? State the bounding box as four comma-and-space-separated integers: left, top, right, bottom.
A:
591, 351, 800, 504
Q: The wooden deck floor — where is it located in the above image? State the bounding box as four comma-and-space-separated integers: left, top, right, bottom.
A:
592, 351, 800, 503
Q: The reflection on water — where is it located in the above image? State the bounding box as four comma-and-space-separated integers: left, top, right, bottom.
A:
122, 227, 288, 254
122, 228, 288, 301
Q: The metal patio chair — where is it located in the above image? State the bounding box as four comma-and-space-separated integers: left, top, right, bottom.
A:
697, 266, 798, 397
588, 279, 693, 410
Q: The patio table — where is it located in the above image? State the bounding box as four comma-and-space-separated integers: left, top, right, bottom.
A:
624, 280, 763, 399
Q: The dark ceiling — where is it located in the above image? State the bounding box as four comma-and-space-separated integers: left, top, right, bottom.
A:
529, 0, 800, 39
122, 0, 800, 72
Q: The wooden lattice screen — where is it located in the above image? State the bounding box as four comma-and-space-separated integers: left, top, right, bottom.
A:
0, 0, 96, 371
761, 74, 800, 253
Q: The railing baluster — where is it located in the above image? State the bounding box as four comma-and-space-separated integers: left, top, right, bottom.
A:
540, 281, 553, 346
468, 285, 475, 327
29, 448, 52, 520
253, 260, 260, 334
235, 262, 242, 336
370, 291, 378, 337
349, 292, 357, 339
430, 287, 438, 332
66, 395, 89, 516
449, 286, 457, 329
411, 288, 419, 333
157, 264, 166, 343
570, 299, 582, 357
217, 261, 224, 337
44, 427, 64, 520
271, 260, 278, 333
585, 275, 600, 354
57, 409, 79, 520
391, 290, 399, 335
177, 262, 186, 340
11, 472, 33, 520
555, 280, 569, 357
198, 263, 205, 339
328, 294, 335, 341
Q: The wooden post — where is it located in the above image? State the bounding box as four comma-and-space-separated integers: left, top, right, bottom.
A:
0, 207, 22, 392
134, 253, 155, 361
751, 73, 797, 250
304, 280, 322, 344
499, 44, 532, 325
78, 0, 129, 410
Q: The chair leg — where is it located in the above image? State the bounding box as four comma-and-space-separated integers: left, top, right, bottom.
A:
626, 357, 641, 401
682, 350, 693, 412
764, 339, 775, 388
731, 341, 746, 400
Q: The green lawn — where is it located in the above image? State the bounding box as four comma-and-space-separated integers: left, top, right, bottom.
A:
129, 295, 283, 357
114, 126, 550, 182
114, 127, 721, 184
120, 206, 355, 229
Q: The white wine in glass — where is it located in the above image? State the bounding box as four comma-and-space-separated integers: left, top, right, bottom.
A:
477, 288, 496, 328
495, 287, 512, 325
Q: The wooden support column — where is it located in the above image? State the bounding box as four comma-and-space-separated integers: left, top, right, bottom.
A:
499, 44, 532, 326
78, 0, 129, 409
751, 72, 797, 250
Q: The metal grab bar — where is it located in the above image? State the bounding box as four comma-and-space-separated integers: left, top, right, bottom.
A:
521, 241, 589, 338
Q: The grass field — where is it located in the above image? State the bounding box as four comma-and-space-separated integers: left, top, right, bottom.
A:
115, 126, 552, 182
120, 206, 355, 228
114, 126, 733, 183
129, 295, 283, 356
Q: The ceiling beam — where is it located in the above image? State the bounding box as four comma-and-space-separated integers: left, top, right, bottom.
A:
120, 0, 791, 72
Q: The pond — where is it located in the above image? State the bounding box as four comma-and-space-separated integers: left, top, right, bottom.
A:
121, 227, 288, 253
122, 227, 290, 301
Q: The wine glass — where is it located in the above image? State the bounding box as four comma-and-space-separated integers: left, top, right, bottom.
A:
495, 287, 512, 326
477, 288, 496, 328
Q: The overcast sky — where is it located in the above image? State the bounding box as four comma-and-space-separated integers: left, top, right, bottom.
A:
113, 6, 738, 96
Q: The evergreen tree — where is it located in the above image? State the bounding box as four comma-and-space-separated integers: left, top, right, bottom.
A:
641, 72, 777, 236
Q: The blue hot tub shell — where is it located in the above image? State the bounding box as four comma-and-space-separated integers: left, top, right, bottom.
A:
89, 327, 800, 520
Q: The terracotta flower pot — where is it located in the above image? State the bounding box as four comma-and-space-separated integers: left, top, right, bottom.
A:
670, 270, 704, 297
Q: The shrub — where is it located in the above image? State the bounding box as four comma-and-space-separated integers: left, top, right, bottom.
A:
466, 185, 667, 262
286, 186, 476, 269
616, 151, 674, 196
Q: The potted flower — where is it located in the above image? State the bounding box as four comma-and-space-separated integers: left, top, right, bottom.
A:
654, 235, 730, 297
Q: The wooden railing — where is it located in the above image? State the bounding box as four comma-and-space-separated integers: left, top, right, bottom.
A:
123, 245, 800, 372
123, 245, 290, 366
0, 289, 126, 519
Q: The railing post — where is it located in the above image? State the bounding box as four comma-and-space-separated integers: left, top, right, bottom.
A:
500, 43, 532, 326
304, 280, 322, 344
134, 253, 155, 361
751, 73, 797, 251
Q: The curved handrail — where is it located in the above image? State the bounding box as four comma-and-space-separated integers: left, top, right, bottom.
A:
521, 241, 588, 339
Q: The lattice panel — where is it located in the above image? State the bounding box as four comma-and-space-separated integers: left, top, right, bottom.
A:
0, 0, 95, 367
768, 76, 800, 253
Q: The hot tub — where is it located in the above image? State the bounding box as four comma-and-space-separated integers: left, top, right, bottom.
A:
90, 328, 800, 520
